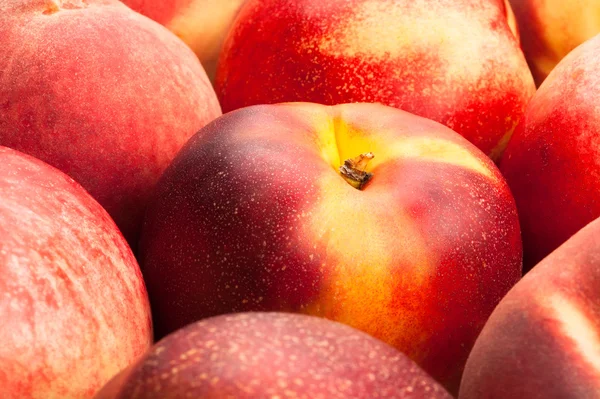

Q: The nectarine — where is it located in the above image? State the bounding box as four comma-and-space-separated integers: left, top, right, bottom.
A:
509, 0, 600, 86
215, 0, 536, 160
460, 216, 600, 399
121, 0, 247, 81
139, 102, 523, 391
500, 33, 600, 271
95, 313, 452, 399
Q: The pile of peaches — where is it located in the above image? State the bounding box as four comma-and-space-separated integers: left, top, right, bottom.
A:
1, 0, 599, 398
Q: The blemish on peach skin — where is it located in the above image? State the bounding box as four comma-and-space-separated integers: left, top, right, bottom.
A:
42, 2, 60, 14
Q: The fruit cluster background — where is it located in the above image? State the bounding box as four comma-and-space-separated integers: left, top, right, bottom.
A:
1, 1, 598, 398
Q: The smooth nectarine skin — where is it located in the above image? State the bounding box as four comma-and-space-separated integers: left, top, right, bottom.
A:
122, 0, 247, 80
500, 34, 600, 271
459, 216, 600, 399
139, 102, 522, 391
95, 312, 452, 399
215, 0, 535, 160
0, 0, 221, 246
0, 146, 152, 399
509, 0, 600, 86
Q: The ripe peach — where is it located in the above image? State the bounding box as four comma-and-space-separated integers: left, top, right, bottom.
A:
0, 146, 152, 399
509, 0, 600, 86
215, 0, 535, 160
121, 0, 247, 80
460, 216, 600, 399
0, 0, 221, 246
95, 312, 452, 399
139, 102, 523, 391
500, 33, 600, 271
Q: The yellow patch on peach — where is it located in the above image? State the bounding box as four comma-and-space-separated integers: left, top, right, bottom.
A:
489, 121, 518, 162
549, 294, 600, 374
313, 114, 495, 180
299, 171, 434, 359
533, 0, 600, 79
166, 0, 246, 77
504, 0, 519, 42
312, 0, 510, 79
289, 105, 501, 358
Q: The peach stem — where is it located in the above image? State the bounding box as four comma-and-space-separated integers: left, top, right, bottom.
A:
339, 152, 374, 190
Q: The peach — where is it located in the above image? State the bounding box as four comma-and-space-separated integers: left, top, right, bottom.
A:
215, 0, 536, 160
459, 216, 600, 399
509, 0, 600, 86
0, 0, 221, 247
139, 102, 523, 392
95, 312, 452, 399
0, 146, 152, 399
121, 0, 248, 80
500, 33, 600, 271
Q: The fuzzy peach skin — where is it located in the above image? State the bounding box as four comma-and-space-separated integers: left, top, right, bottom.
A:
509, 0, 600, 86
0, 0, 221, 247
0, 147, 153, 399
120, 0, 247, 81
139, 102, 523, 392
215, 0, 536, 161
500, 34, 600, 272
95, 312, 452, 399
459, 216, 600, 399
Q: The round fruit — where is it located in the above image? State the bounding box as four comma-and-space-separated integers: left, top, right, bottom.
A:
139, 102, 523, 391
0, 146, 153, 399
460, 216, 600, 399
0, 0, 221, 246
500, 33, 600, 271
215, 0, 535, 159
95, 312, 452, 399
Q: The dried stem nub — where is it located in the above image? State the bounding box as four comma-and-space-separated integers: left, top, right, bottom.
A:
339, 152, 374, 190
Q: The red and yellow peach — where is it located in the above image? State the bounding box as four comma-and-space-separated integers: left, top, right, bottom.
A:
500, 33, 600, 270
215, 0, 535, 160
139, 102, 523, 391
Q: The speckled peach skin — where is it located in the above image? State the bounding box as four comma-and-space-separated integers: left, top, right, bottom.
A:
0, 0, 222, 247
215, 0, 536, 160
500, 34, 600, 272
0, 147, 153, 399
459, 217, 600, 399
509, 0, 600, 86
121, 0, 248, 81
139, 102, 523, 392
95, 312, 452, 399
